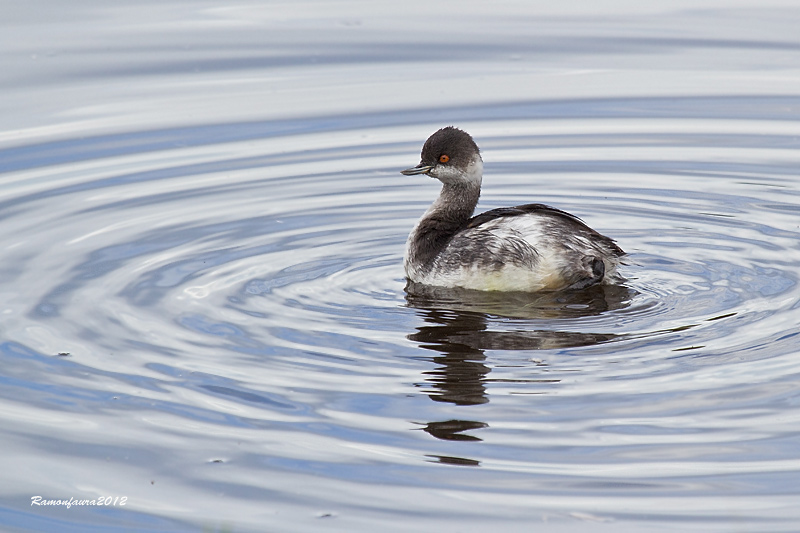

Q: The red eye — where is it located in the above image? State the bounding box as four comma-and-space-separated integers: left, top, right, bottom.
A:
439, 154, 450, 163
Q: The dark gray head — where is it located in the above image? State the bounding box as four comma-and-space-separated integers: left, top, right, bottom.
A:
401, 127, 484, 186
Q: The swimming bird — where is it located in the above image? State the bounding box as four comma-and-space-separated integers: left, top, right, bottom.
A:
402, 126, 624, 292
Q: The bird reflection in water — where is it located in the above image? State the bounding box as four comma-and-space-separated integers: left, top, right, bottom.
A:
406, 282, 635, 445
417, 420, 489, 441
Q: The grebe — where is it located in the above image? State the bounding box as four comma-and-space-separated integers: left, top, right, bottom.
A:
402, 126, 624, 292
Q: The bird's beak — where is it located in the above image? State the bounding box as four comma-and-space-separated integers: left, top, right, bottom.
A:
400, 164, 434, 176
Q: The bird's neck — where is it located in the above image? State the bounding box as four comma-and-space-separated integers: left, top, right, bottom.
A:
405, 182, 481, 275
430, 182, 481, 225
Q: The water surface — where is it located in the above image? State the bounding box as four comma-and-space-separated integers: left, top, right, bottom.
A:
1, 1, 800, 531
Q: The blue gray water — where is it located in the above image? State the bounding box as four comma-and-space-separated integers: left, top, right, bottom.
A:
2, 2, 800, 532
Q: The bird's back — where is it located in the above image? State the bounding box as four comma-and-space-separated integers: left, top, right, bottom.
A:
411, 204, 624, 292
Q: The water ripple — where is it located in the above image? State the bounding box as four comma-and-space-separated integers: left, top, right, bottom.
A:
2, 99, 800, 530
